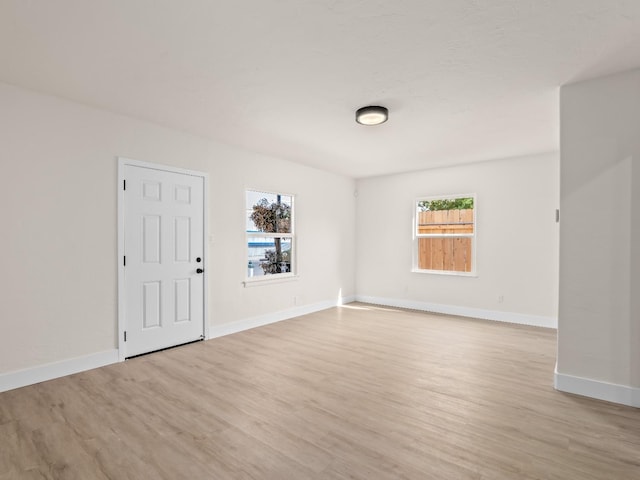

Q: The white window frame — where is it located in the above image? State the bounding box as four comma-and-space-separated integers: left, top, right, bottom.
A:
244, 189, 296, 286
412, 193, 477, 276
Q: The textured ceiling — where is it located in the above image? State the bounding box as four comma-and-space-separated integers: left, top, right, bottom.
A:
1, 1, 640, 178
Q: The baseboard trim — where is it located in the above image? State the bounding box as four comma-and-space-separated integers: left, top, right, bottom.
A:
354, 295, 557, 328
0, 349, 119, 393
554, 369, 640, 408
210, 295, 356, 339
0, 296, 357, 393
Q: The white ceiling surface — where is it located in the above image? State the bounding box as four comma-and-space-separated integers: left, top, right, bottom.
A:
2, 1, 640, 178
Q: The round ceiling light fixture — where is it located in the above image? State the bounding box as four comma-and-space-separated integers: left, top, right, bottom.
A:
355, 105, 388, 126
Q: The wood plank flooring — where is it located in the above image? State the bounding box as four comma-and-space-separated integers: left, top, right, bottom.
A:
1, 303, 639, 479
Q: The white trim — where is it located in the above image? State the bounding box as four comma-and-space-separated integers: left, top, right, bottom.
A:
209, 295, 356, 339
246, 232, 295, 239
411, 268, 478, 278
118, 156, 211, 178
554, 368, 640, 408
117, 157, 210, 358
0, 350, 118, 393
203, 172, 210, 340
243, 274, 299, 287
117, 159, 126, 361
354, 295, 557, 328
337, 294, 355, 306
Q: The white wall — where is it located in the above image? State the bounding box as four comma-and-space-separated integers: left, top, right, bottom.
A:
355, 153, 559, 326
0, 82, 355, 376
558, 68, 640, 405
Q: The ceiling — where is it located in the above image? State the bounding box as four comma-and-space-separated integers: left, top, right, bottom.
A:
2, 1, 640, 178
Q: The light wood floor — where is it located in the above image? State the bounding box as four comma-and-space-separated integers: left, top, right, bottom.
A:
1, 303, 639, 479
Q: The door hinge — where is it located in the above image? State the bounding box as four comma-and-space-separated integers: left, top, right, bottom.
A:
124, 331, 127, 342
556, 209, 560, 223
123, 179, 126, 190
123, 255, 126, 266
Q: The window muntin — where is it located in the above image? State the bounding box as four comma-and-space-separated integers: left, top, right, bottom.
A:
414, 195, 475, 274
246, 190, 294, 279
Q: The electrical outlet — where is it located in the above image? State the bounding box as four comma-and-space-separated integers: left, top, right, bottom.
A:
498, 295, 504, 303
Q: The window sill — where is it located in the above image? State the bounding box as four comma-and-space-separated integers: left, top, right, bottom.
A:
411, 268, 477, 278
243, 274, 299, 287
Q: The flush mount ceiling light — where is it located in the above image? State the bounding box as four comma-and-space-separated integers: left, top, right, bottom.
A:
355, 105, 388, 125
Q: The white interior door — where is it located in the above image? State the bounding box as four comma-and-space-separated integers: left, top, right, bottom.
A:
122, 164, 205, 357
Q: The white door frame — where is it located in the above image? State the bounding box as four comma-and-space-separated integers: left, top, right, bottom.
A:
117, 157, 209, 362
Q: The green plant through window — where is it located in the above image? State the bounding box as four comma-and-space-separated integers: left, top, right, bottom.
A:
418, 197, 474, 211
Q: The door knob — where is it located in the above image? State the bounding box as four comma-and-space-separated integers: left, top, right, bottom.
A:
196, 268, 204, 274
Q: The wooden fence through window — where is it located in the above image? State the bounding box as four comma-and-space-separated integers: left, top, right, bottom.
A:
417, 209, 473, 272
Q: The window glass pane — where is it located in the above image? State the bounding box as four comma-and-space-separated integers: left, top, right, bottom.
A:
247, 237, 292, 277
246, 191, 292, 233
416, 197, 474, 234
418, 237, 472, 272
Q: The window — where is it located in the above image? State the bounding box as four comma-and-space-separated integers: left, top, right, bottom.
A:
246, 190, 294, 280
414, 195, 476, 275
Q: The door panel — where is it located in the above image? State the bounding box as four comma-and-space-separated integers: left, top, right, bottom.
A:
174, 278, 191, 323
174, 217, 191, 262
143, 281, 161, 329
124, 165, 204, 357
143, 215, 161, 263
